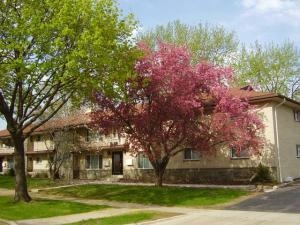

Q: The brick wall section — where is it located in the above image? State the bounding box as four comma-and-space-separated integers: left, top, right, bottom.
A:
122, 167, 278, 184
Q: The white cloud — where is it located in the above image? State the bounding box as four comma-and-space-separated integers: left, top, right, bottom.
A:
240, 0, 300, 25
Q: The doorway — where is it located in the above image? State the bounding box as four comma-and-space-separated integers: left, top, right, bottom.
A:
112, 151, 123, 175
73, 154, 80, 179
0, 158, 2, 172
27, 157, 33, 172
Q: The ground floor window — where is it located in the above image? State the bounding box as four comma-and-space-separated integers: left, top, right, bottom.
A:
296, 145, 300, 158
86, 154, 102, 169
137, 154, 152, 169
231, 148, 250, 159
183, 148, 200, 160
7, 158, 14, 169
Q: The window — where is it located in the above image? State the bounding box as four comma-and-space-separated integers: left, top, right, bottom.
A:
86, 129, 89, 142
296, 145, 300, 158
36, 135, 41, 141
231, 148, 250, 159
86, 155, 102, 169
36, 157, 42, 164
183, 148, 200, 160
89, 131, 103, 142
137, 154, 152, 169
294, 110, 300, 122
7, 158, 14, 169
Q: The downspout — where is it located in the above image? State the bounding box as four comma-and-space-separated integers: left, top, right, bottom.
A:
273, 98, 286, 183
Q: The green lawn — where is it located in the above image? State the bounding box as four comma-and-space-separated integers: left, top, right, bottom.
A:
0, 195, 108, 220
0, 175, 57, 189
68, 211, 178, 225
43, 184, 248, 207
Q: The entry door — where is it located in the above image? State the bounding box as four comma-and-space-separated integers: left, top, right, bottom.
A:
112, 151, 123, 175
0, 158, 2, 172
73, 154, 80, 179
27, 157, 33, 172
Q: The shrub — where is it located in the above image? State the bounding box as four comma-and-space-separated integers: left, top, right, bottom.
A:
8, 168, 15, 177
251, 163, 274, 184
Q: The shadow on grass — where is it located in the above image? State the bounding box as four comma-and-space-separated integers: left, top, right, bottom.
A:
0, 196, 108, 220
44, 184, 248, 207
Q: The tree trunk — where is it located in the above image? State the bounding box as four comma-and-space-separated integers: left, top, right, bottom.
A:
154, 169, 164, 187
151, 156, 170, 187
153, 160, 168, 187
13, 137, 31, 202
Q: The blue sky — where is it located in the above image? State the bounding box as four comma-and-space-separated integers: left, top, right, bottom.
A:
1, 0, 299, 130
118, 0, 300, 46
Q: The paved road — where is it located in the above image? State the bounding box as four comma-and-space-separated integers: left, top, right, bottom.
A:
141, 210, 300, 225
226, 183, 300, 213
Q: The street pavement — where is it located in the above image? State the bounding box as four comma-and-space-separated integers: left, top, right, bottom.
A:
226, 182, 300, 213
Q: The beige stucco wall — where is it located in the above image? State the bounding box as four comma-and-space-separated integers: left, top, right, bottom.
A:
276, 105, 300, 180
31, 135, 54, 152
32, 155, 49, 171
165, 104, 277, 171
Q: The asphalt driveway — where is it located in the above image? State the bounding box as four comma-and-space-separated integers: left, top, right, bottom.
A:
226, 182, 300, 213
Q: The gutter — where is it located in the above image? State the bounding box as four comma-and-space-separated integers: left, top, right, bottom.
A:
273, 98, 286, 183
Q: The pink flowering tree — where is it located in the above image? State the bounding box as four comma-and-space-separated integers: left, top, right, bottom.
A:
91, 42, 263, 187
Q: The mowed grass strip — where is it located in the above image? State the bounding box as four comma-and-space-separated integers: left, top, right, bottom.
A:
0, 175, 57, 189
0, 196, 108, 220
44, 184, 248, 207
67, 211, 179, 225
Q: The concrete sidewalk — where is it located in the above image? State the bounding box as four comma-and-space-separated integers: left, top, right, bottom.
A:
138, 209, 300, 225
1, 184, 299, 225
16, 208, 141, 225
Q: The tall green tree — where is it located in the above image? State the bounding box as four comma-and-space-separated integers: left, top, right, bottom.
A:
233, 41, 300, 98
0, 0, 137, 202
140, 20, 238, 66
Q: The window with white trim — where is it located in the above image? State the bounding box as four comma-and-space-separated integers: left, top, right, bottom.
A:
296, 145, 300, 158
36, 157, 42, 164
183, 148, 200, 160
85, 155, 102, 169
294, 110, 300, 122
230, 148, 250, 159
137, 154, 152, 169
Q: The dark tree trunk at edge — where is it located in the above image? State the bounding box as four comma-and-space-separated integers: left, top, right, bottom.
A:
153, 158, 169, 187
154, 169, 164, 187
13, 136, 31, 202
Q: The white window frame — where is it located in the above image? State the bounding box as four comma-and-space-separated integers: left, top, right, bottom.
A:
294, 110, 300, 122
137, 154, 152, 169
296, 145, 300, 158
230, 148, 250, 159
36, 157, 42, 164
183, 148, 200, 160
85, 154, 102, 170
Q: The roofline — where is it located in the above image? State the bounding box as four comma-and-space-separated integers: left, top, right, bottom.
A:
248, 94, 300, 109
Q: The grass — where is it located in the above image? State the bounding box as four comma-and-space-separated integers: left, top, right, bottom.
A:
0, 175, 57, 189
0, 195, 108, 220
67, 211, 178, 225
43, 184, 248, 207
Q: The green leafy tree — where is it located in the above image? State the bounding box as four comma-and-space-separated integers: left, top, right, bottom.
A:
0, 0, 137, 202
234, 41, 300, 98
140, 20, 239, 66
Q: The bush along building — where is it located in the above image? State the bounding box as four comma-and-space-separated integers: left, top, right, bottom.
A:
1, 87, 300, 184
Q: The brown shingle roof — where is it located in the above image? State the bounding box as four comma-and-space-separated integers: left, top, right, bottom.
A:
1, 88, 300, 138
0, 113, 91, 138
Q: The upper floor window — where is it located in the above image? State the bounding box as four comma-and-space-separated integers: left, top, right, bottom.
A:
294, 110, 300, 122
36, 157, 42, 164
86, 154, 102, 169
137, 154, 152, 169
296, 145, 300, 158
89, 131, 103, 142
183, 148, 200, 160
231, 148, 250, 159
